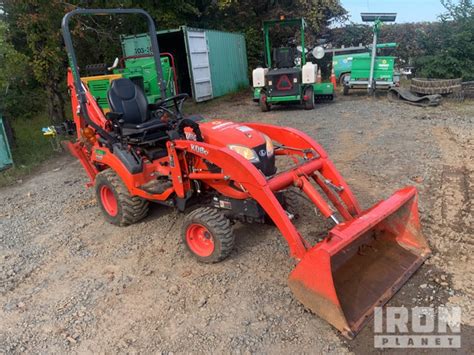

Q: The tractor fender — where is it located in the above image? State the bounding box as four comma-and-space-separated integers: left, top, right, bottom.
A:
90, 146, 154, 198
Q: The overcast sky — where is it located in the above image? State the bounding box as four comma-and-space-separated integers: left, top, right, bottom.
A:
340, 0, 448, 23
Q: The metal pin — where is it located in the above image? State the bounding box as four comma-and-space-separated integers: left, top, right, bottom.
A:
330, 214, 340, 224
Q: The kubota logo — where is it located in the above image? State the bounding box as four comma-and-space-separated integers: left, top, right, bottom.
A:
190, 144, 209, 155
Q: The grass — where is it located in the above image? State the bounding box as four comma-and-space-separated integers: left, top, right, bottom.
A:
0, 113, 59, 187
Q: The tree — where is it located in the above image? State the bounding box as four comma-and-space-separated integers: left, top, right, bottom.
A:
0, 1, 74, 122
197, 0, 347, 69
0, 20, 42, 117
416, 0, 474, 79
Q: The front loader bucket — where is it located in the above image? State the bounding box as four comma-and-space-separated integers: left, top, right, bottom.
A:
288, 187, 431, 339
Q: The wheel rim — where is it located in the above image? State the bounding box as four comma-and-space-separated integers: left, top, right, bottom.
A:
186, 223, 215, 257
100, 185, 118, 217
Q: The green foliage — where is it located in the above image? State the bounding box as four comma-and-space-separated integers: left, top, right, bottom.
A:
0, 20, 44, 118
0, 0, 71, 122
199, 0, 347, 67
416, 0, 474, 79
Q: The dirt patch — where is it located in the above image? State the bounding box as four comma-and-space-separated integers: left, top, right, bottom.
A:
0, 94, 473, 353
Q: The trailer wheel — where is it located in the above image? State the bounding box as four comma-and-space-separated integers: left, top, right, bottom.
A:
259, 92, 271, 112
182, 207, 234, 263
304, 87, 315, 110
95, 169, 149, 226
339, 73, 350, 85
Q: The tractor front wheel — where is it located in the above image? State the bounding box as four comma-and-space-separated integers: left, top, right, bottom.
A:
182, 207, 234, 263
95, 169, 149, 226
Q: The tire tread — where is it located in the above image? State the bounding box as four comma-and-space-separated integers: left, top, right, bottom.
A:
96, 169, 149, 226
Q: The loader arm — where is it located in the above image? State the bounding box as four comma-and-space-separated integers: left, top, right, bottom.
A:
173, 124, 366, 260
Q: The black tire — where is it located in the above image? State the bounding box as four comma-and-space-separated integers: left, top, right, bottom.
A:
339, 73, 349, 85
410, 78, 462, 95
304, 86, 315, 110
95, 169, 149, 226
182, 207, 234, 263
283, 190, 301, 220
259, 93, 271, 112
343, 85, 349, 96
411, 78, 461, 88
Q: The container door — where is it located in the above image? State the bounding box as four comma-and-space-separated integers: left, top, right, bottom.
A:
0, 116, 13, 170
185, 29, 213, 102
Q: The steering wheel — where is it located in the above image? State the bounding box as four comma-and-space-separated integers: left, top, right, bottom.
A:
153, 93, 203, 142
154, 93, 189, 121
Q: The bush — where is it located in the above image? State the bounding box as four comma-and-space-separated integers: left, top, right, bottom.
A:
415, 0, 474, 80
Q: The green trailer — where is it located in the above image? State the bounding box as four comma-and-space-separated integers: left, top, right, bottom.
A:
343, 56, 399, 95
332, 43, 397, 84
343, 13, 400, 95
252, 17, 334, 111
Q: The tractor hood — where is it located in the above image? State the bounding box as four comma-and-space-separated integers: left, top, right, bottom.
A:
199, 120, 266, 148
199, 120, 276, 176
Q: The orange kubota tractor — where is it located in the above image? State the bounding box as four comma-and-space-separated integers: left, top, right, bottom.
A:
61, 9, 431, 338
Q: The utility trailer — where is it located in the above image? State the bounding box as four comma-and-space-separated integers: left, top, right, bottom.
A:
343, 13, 400, 95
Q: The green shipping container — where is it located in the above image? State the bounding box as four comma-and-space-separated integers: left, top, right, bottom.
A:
0, 114, 13, 170
122, 26, 249, 102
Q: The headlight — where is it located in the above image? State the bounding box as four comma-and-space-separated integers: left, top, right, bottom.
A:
227, 144, 259, 162
263, 134, 274, 157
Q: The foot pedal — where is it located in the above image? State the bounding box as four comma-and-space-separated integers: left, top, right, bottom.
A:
139, 179, 173, 194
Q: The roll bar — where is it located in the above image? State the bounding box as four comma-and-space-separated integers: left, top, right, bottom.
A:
61, 8, 166, 147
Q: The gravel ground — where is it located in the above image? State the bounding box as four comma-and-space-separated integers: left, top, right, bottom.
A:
0, 92, 472, 353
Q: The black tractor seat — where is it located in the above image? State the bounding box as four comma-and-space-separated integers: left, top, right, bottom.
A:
107, 78, 169, 143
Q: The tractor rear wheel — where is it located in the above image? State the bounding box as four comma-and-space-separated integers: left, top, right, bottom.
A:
343, 85, 350, 96
182, 207, 234, 263
304, 87, 315, 110
95, 169, 149, 226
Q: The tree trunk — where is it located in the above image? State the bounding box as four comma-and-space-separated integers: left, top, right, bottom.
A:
46, 80, 66, 124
